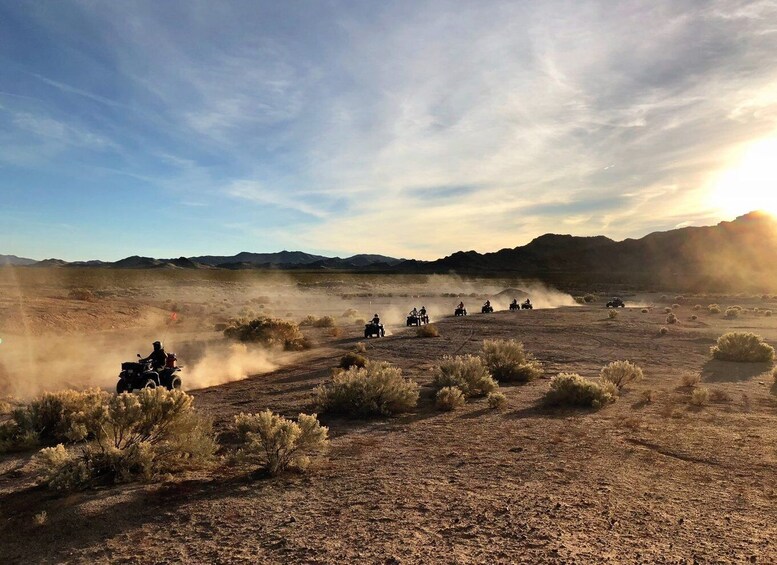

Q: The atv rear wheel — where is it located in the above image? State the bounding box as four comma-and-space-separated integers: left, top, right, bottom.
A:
116, 379, 129, 394
169, 376, 182, 390
143, 379, 157, 389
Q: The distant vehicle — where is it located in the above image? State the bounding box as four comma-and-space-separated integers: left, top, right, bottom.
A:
364, 321, 385, 338
454, 307, 468, 316
481, 304, 494, 314
117, 353, 182, 393
509, 301, 520, 311
521, 299, 533, 310
606, 297, 625, 308
406, 313, 430, 326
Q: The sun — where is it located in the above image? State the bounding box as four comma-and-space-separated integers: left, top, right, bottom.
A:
709, 136, 777, 217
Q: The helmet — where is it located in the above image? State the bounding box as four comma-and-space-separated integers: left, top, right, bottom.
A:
153, 341, 162, 350
374, 313, 378, 317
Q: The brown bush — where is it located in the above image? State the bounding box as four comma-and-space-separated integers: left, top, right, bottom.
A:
68, 288, 95, 301
487, 391, 507, 410
542, 373, 617, 409
224, 317, 309, 350
599, 361, 643, 390
339, 352, 367, 370
481, 339, 542, 383
433, 355, 497, 398
711, 332, 775, 362
417, 324, 440, 338
435, 387, 465, 411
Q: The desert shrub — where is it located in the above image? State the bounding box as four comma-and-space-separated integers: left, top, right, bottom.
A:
299, 315, 317, 326
224, 317, 308, 350
675, 295, 685, 303
0, 389, 108, 452
234, 411, 328, 475
354, 318, 366, 326
691, 315, 698, 321
766, 310, 773, 317
599, 361, 644, 390
640, 389, 655, 403
542, 373, 617, 409
608, 310, 618, 319
641, 308, 649, 314
328, 327, 343, 338
339, 352, 367, 370
68, 288, 94, 301
342, 308, 360, 318
417, 324, 439, 338
693, 304, 702, 311
658, 326, 669, 335
433, 355, 498, 397
37, 389, 216, 490
709, 389, 732, 403
666, 313, 678, 324
354, 341, 367, 353
435, 387, 465, 411
708, 304, 721, 313
312, 316, 336, 328
681, 373, 701, 387
711, 332, 775, 362
574, 296, 586, 304
481, 339, 542, 383
664, 307, 672, 314
690, 387, 710, 407
583, 294, 595, 303
487, 391, 507, 410
725, 307, 740, 319
660, 295, 668, 301
315, 362, 419, 417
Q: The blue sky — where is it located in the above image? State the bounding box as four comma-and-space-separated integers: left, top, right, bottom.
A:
2, 0, 777, 261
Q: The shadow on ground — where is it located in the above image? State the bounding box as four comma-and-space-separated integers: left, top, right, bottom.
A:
701, 359, 771, 383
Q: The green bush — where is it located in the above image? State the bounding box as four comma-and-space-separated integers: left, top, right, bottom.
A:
234, 411, 328, 475
487, 391, 507, 410
435, 387, 465, 411
599, 361, 643, 390
481, 339, 542, 383
1, 389, 108, 453
710, 332, 775, 362
315, 362, 419, 417
339, 352, 367, 370
417, 324, 439, 338
224, 317, 309, 350
433, 355, 497, 398
542, 373, 617, 409
36, 389, 216, 491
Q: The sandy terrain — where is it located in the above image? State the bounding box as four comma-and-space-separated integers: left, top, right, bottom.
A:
1, 268, 776, 563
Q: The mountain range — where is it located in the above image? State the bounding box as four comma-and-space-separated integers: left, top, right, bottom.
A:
4, 212, 777, 290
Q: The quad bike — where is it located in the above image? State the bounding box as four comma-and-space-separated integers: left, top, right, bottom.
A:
606, 298, 625, 308
406, 314, 430, 326
117, 353, 182, 393
509, 302, 519, 311
521, 301, 533, 310
454, 307, 468, 316
481, 304, 494, 313
364, 321, 385, 338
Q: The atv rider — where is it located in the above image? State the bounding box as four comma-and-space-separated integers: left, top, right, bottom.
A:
409, 307, 419, 317
457, 301, 465, 310
372, 313, 381, 326
511, 299, 518, 307
484, 300, 491, 309
524, 299, 532, 306
141, 341, 167, 371
419, 306, 427, 317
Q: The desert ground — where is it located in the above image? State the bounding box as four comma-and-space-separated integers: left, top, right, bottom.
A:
1, 268, 776, 563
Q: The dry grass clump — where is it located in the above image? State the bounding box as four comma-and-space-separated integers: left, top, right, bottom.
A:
1, 389, 108, 453
690, 387, 710, 407
433, 355, 498, 397
641, 308, 649, 314
481, 339, 542, 383
691, 315, 698, 321
659, 327, 669, 335
234, 411, 328, 475
693, 304, 702, 311
708, 304, 721, 314
711, 332, 775, 362
583, 293, 595, 303
37, 389, 216, 491
766, 310, 773, 317
574, 296, 586, 304
725, 307, 740, 319
664, 307, 672, 314
315, 362, 419, 417
672, 303, 681, 310
341, 308, 360, 318
33, 511, 48, 526
709, 388, 732, 403
542, 373, 617, 409
599, 361, 643, 390
354, 341, 367, 353
681, 373, 701, 387
435, 387, 465, 411
487, 391, 507, 410
675, 295, 685, 303
339, 352, 367, 370
300, 315, 336, 328
417, 324, 439, 338
666, 313, 678, 324
68, 288, 95, 301
224, 317, 309, 350
608, 310, 618, 319
640, 389, 656, 403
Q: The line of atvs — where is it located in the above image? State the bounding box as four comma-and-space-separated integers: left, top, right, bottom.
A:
456, 299, 532, 316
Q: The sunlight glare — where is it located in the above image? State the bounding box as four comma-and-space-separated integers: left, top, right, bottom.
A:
709, 136, 777, 217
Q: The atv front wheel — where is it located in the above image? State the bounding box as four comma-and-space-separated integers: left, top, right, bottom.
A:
169, 376, 182, 390
143, 379, 157, 389
116, 379, 129, 394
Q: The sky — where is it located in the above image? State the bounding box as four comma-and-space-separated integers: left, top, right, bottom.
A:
1, 0, 777, 261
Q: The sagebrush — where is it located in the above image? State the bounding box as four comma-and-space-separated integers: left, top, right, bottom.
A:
417, 324, 439, 338
710, 332, 775, 362
433, 355, 498, 397
339, 352, 367, 370
599, 361, 643, 390
542, 373, 617, 409
487, 391, 507, 409
435, 387, 465, 411
481, 339, 542, 383
224, 317, 309, 350
315, 362, 419, 417
234, 410, 328, 475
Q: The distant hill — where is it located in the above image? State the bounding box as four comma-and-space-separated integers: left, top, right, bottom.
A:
190, 251, 328, 267
0, 254, 37, 266
398, 212, 777, 291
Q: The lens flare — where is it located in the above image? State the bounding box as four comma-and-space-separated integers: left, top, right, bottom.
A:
709, 136, 777, 217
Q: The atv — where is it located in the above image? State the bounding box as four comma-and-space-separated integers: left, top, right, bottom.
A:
509, 302, 520, 311
406, 314, 430, 326
454, 307, 468, 316
606, 297, 625, 308
116, 353, 182, 393
481, 304, 494, 314
364, 321, 385, 338
521, 301, 533, 310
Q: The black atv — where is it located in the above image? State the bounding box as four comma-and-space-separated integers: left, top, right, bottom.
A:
364, 321, 385, 338
521, 301, 533, 310
406, 313, 430, 326
454, 307, 468, 316
509, 302, 519, 311
116, 354, 182, 393
481, 304, 494, 314
606, 297, 625, 308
